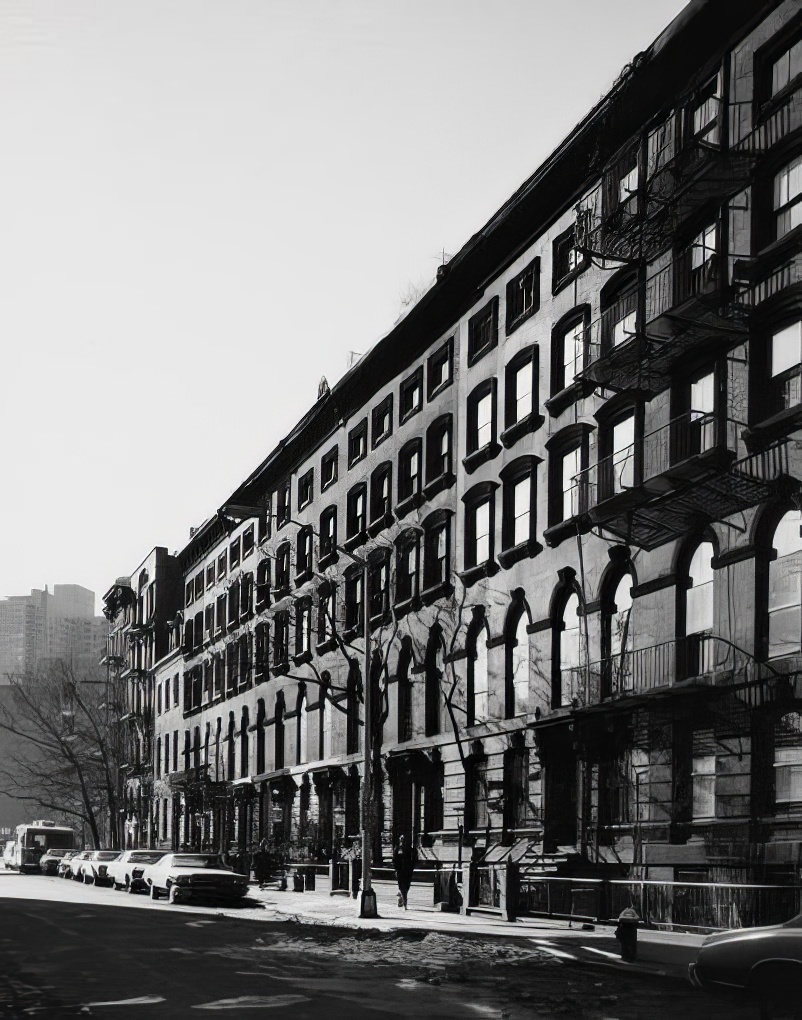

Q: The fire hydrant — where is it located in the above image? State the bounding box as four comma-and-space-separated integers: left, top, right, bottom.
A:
615, 906, 639, 961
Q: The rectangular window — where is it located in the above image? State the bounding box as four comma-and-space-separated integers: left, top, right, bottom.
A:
611, 415, 635, 493
206, 564, 215, 589
396, 541, 418, 603
691, 754, 716, 819
774, 155, 802, 239
229, 537, 241, 570
476, 392, 493, 449
468, 298, 499, 364
513, 362, 532, 423
345, 573, 363, 630
512, 477, 530, 546
242, 525, 255, 558
690, 223, 717, 274
194, 573, 204, 600
372, 395, 393, 447
506, 259, 540, 333
562, 446, 582, 521
427, 337, 454, 398
276, 482, 291, 527
321, 447, 338, 490
772, 320, 802, 410
690, 82, 719, 145
618, 163, 638, 205
320, 508, 337, 559
775, 745, 802, 803
216, 594, 226, 635
772, 38, 802, 97
217, 552, 227, 580
298, 469, 314, 510
563, 320, 585, 385
348, 420, 367, 467
474, 501, 491, 565
400, 368, 423, 421
553, 228, 585, 289
612, 309, 637, 348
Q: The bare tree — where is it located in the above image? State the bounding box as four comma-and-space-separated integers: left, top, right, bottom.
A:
0, 661, 120, 848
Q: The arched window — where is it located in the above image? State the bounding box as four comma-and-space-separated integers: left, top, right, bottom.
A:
681, 540, 715, 677
769, 510, 802, 659
425, 626, 444, 735
552, 573, 582, 708
320, 672, 333, 759
346, 661, 361, 755
505, 600, 530, 718
274, 693, 285, 770
397, 638, 413, 742
240, 706, 249, 778
601, 568, 635, 698
467, 612, 490, 727
256, 699, 266, 774
297, 686, 308, 766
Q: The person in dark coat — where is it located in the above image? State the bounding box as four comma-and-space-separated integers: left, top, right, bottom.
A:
393, 834, 416, 910
252, 839, 270, 889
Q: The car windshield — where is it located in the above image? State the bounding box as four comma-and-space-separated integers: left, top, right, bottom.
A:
129, 852, 164, 863
95, 852, 119, 861
171, 855, 227, 869
45, 849, 68, 858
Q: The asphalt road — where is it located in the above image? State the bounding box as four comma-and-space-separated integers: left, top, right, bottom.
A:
0, 874, 762, 1019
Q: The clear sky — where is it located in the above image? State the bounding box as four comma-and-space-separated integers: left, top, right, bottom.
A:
0, 0, 688, 614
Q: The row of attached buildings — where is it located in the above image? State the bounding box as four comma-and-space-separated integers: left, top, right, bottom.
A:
104, 0, 802, 886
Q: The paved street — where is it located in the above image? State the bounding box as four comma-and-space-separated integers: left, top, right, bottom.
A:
0, 873, 762, 1019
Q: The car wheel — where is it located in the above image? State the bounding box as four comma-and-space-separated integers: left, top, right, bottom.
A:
168, 884, 182, 905
127, 880, 137, 894
149, 882, 160, 900
751, 963, 802, 1020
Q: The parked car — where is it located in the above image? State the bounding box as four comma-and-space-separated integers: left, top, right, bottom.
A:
65, 850, 93, 880
76, 850, 120, 886
107, 850, 166, 893
689, 912, 802, 1017
39, 848, 71, 876
57, 850, 80, 878
143, 853, 249, 905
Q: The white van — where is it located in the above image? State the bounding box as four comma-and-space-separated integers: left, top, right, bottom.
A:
3, 840, 16, 869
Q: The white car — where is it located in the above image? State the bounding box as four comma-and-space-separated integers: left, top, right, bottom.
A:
76, 850, 120, 886
143, 852, 249, 905
107, 850, 167, 893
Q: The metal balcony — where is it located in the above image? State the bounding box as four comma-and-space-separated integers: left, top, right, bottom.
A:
645, 252, 748, 348
731, 86, 802, 155
576, 255, 747, 396
562, 634, 768, 708
573, 425, 789, 550
646, 100, 755, 228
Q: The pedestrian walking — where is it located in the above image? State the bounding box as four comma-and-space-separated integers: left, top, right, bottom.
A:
393, 834, 416, 910
252, 839, 270, 889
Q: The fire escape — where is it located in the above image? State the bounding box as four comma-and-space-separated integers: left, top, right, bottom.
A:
570, 80, 802, 550
546, 77, 802, 875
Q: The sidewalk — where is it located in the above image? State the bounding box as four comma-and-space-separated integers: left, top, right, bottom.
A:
243, 876, 706, 975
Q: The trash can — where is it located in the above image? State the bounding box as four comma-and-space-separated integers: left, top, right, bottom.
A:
615, 906, 639, 961
305, 869, 316, 891
293, 871, 305, 892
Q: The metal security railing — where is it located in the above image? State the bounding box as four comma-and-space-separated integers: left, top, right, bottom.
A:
570, 414, 739, 516
506, 872, 802, 931
608, 880, 802, 932
560, 633, 759, 705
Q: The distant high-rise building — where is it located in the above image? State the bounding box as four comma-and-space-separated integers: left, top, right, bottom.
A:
0, 585, 108, 681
